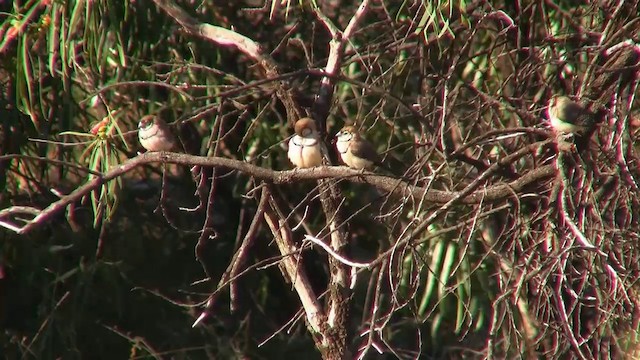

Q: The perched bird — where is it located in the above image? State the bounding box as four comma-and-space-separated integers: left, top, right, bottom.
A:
138, 114, 180, 152
335, 125, 382, 170
547, 96, 597, 136
287, 118, 324, 168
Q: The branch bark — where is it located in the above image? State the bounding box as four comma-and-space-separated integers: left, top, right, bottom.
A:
0, 151, 556, 235
262, 186, 326, 336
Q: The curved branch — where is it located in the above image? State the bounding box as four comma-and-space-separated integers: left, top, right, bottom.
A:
151, 0, 302, 122
0, 151, 555, 235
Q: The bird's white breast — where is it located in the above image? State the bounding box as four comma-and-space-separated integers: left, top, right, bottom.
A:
335, 136, 350, 155
288, 135, 322, 168
139, 126, 177, 151
341, 150, 371, 169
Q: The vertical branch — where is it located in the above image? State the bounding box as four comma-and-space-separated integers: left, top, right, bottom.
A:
193, 185, 268, 327
228, 187, 267, 311
311, 0, 371, 129
262, 186, 327, 342
309, 2, 371, 359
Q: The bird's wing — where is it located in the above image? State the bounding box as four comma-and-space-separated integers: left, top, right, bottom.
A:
350, 139, 381, 164
563, 102, 586, 124
156, 121, 182, 152
176, 121, 200, 155
576, 113, 596, 129
564, 102, 597, 129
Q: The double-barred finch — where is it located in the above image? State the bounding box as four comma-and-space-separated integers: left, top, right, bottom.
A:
138, 115, 180, 152
287, 118, 325, 168
138, 114, 208, 204
547, 96, 597, 136
335, 125, 382, 170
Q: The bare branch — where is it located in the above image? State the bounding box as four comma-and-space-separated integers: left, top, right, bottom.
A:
151, 0, 303, 122
304, 235, 370, 268
263, 187, 326, 336
0, 150, 556, 235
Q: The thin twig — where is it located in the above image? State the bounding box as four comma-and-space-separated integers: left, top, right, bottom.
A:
303, 235, 370, 268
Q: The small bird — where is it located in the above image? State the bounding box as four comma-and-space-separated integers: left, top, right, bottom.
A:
287, 118, 324, 168
335, 125, 382, 170
138, 114, 180, 152
547, 96, 597, 136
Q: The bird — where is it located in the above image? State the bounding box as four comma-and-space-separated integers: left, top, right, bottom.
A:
137, 113, 208, 208
138, 114, 180, 152
287, 118, 324, 168
335, 125, 382, 170
547, 96, 597, 136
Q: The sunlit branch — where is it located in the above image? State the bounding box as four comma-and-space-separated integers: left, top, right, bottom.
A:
0, 150, 556, 235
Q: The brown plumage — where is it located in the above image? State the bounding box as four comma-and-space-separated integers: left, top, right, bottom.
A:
335, 126, 382, 170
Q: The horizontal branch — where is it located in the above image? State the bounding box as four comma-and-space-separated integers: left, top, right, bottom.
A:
0, 151, 555, 235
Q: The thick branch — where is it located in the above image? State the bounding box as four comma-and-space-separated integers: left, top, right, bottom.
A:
0, 152, 556, 235
263, 187, 326, 337
308, 4, 372, 358
312, 0, 371, 128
